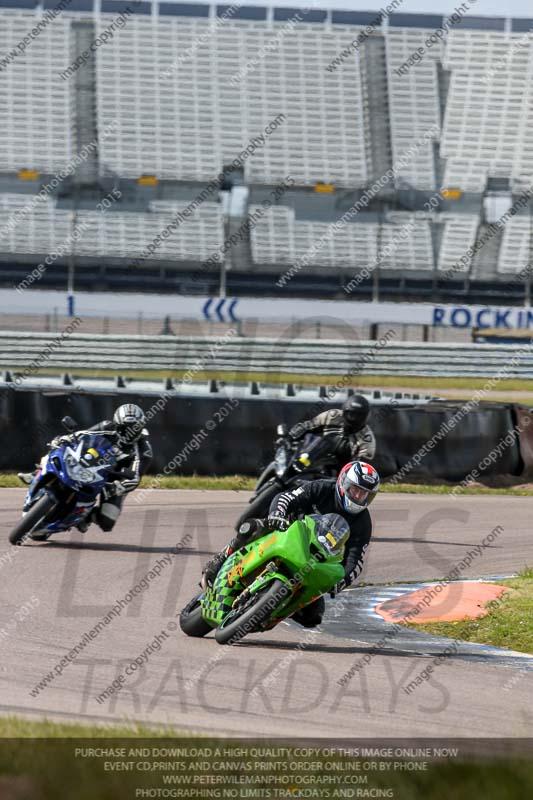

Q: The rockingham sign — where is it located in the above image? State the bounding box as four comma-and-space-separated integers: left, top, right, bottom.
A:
431, 304, 533, 330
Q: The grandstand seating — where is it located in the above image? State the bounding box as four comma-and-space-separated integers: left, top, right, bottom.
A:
0, 13, 74, 173
378, 216, 433, 271
249, 205, 294, 265
1, 5, 532, 194
436, 215, 480, 272
0, 193, 224, 262
0, 193, 71, 254
291, 220, 378, 268
250, 206, 434, 271
96, 17, 369, 186
1, 3, 533, 281
385, 27, 442, 190
498, 218, 532, 274
442, 29, 533, 193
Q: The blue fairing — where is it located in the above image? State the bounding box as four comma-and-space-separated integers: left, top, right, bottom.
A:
24, 434, 118, 533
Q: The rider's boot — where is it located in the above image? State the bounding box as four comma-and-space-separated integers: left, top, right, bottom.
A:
200, 520, 265, 590
200, 537, 242, 591
17, 472, 35, 486
201, 535, 244, 590
76, 509, 96, 533
291, 596, 325, 628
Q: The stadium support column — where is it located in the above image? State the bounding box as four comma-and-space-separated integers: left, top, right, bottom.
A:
359, 35, 393, 184
524, 197, 533, 308
71, 22, 99, 184
435, 63, 451, 189
360, 35, 393, 303
67, 22, 99, 316
219, 178, 251, 296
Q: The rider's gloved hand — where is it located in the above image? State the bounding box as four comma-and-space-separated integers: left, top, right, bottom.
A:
48, 435, 73, 449
120, 476, 139, 493
288, 423, 306, 440
267, 515, 290, 532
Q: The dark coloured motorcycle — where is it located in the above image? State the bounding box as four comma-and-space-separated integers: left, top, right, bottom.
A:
234, 425, 338, 529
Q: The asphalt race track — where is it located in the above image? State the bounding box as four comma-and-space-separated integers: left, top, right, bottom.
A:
0, 488, 532, 738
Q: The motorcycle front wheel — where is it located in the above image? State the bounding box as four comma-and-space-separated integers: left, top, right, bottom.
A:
8, 494, 56, 545
215, 579, 291, 645
254, 462, 276, 492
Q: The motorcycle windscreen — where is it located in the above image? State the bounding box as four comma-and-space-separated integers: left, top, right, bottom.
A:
77, 434, 118, 469
313, 513, 350, 556
295, 433, 337, 470
301, 433, 337, 460
61, 434, 118, 487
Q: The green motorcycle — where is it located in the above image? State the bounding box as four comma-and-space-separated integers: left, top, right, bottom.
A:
179, 513, 349, 645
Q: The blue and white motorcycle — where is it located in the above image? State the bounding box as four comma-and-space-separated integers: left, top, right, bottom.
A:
9, 418, 120, 545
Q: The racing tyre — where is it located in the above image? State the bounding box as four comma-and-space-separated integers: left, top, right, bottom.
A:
215, 579, 291, 645
179, 593, 213, 638
8, 495, 56, 545
254, 463, 276, 492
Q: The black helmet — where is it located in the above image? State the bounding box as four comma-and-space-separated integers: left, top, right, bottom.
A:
342, 395, 370, 432
113, 403, 146, 443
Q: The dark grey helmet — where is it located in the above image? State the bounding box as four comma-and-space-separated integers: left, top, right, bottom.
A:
342, 395, 370, 432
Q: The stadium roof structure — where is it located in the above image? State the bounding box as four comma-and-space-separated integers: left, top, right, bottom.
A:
1, 0, 531, 30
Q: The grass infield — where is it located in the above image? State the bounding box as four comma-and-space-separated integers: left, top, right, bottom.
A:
2, 473, 533, 495
6, 365, 533, 399
0, 720, 531, 799
406, 568, 533, 654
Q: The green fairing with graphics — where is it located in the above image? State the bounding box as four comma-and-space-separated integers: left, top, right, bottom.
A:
179, 514, 348, 645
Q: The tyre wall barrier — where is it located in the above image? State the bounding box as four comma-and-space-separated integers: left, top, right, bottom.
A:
0, 386, 526, 482
514, 405, 533, 478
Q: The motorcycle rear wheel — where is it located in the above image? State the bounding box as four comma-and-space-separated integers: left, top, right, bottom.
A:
179, 593, 213, 638
215, 579, 291, 645
8, 494, 56, 545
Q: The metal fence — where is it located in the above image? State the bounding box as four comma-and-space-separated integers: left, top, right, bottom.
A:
0, 313, 471, 343
0, 331, 530, 379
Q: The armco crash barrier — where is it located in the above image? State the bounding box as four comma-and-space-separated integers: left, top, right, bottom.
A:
0, 386, 528, 482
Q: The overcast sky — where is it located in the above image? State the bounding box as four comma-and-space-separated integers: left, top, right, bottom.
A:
170, 0, 532, 18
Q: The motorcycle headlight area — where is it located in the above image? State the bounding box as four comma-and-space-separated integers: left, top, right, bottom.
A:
63, 453, 97, 483
275, 448, 287, 476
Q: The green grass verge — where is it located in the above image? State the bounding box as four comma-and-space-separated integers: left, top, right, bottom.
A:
3, 473, 533, 494
380, 483, 533, 496
139, 474, 256, 490
0, 473, 257, 491
408, 568, 533, 654
0, 717, 172, 738
6, 365, 533, 395
0, 719, 531, 799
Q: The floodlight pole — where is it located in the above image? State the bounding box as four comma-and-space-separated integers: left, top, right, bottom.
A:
524, 197, 533, 306
67, 205, 77, 318
373, 212, 382, 303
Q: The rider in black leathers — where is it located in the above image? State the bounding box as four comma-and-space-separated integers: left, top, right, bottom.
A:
288, 395, 376, 470
202, 460, 380, 627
